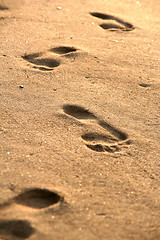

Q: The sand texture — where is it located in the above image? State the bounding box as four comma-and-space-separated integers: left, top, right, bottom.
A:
0, 0, 160, 239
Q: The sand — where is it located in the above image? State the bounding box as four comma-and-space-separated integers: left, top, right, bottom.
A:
0, 0, 160, 239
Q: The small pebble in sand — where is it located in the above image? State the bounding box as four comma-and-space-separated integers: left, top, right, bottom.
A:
19, 85, 24, 89
10, 184, 16, 191
57, 7, 62, 10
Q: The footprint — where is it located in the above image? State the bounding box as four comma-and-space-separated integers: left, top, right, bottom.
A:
63, 104, 130, 153
0, 188, 63, 210
0, 219, 35, 239
0, 188, 64, 239
13, 188, 63, 209
90, 12, 134, 31
22, 53, 60, 71
22, 46, 78, 71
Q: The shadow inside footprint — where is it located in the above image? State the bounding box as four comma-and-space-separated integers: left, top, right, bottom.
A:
90, 12, 134, 30
139, 83, 151, 88
50, 46, 77, 55
22, 53, 60, 71
90, 12, 114, 20
0, 220, 35, 239
86, 144, 105, 152
86, 144, 119, 153
100, 23, 124, 30
14, 188, 62, 209
98, 120, 128, 141
63, 104, 97, 120
0, 6, 9, 10
81, 132, 117, 143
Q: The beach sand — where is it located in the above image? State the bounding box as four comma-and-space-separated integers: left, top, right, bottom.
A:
0, 0, 160, 239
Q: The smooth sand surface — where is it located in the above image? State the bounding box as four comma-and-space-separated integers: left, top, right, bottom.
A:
0, 0, 160, 239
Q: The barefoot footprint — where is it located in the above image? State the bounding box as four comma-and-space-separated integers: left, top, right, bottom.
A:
0, 188, 63, 210
0, 219, 35, 239
90, 12, 134, 31
0, 188, 64, 239
22, 46, 78, 71
63, 104, 131, 153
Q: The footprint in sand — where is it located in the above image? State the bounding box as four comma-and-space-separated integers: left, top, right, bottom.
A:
0, 219, 35, 240
0, 188, 64, 239
90, 12, 134, 31
22, 52, 61, 72
13, 188, 63, 209
22, 46, 78, 71
63, 104, 131, 153
0, 188, 63, 210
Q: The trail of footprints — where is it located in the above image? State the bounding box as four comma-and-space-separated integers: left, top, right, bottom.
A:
0, 107, 131, 239
21, 12, 134, 71
90, 12, 134, 31
0, 104, 131, 239
22, 46, 78, 71
63, 104, 131, 154
1, 8, 133, 239
0, 188, 63, 239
